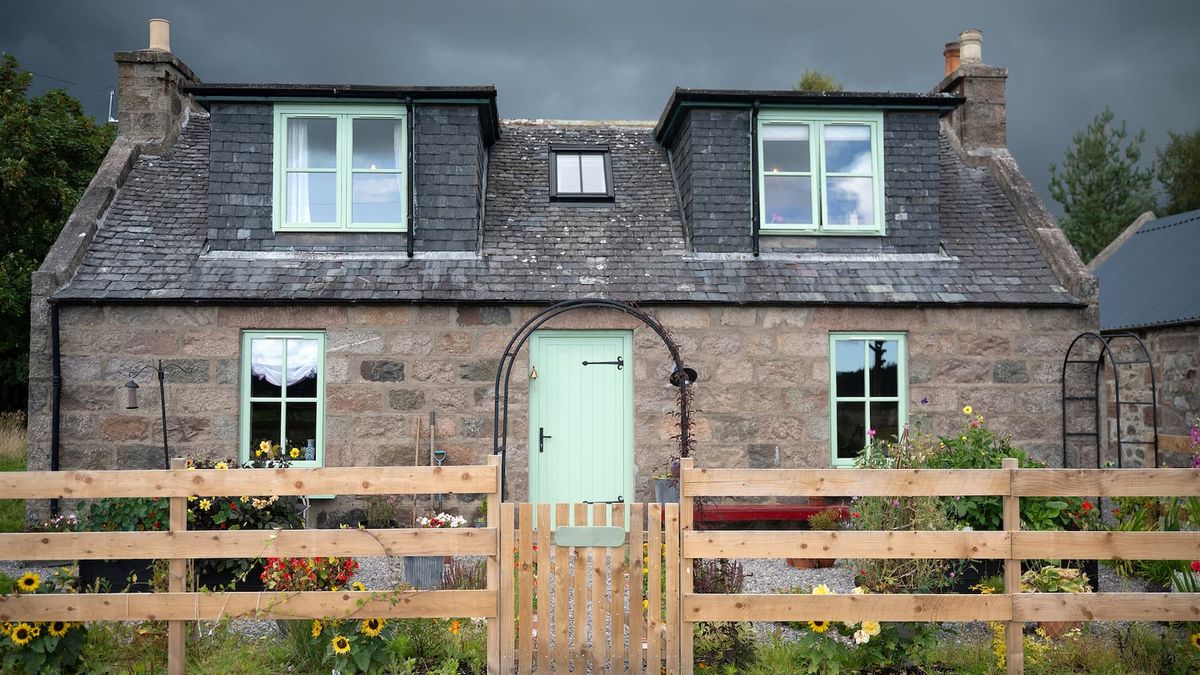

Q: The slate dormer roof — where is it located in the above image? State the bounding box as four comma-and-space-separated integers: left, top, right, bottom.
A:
52, 114, 1080, 306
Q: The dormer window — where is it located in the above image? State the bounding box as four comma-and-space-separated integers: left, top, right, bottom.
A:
272, 104, 408, 232
757, 110, 884, 234
549, 145, 613, 201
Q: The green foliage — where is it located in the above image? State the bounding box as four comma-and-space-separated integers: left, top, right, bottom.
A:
0, 570, 89, 674
0, 54, 115, 410
1158, 125, 1200, 214
793, 69, 844, 93
1110, 496, 1196, 587
389, 618, 485, 674
1020, 565, 1092, 593
693, 558, 746, 594
805, 508, 842, 530
694, 621, 757, 671
76, 497, 168, 532
1049, 107, 1157, 261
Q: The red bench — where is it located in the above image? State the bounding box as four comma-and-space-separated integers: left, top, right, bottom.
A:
693, 503, 850, 524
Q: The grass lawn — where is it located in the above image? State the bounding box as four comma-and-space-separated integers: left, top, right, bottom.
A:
0, 411, 25, 533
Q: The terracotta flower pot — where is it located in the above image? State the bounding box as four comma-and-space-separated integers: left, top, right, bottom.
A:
1038, 620, 1082, 639
786, 557, 836, 569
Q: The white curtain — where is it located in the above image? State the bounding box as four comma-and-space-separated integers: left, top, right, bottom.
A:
251, 339, 319, 387
287, 119, 310, 223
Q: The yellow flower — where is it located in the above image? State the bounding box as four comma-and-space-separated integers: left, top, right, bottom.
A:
290, 447, 300, 458
30, 626, 39, 638
962, 405, 973, 415
331, 635, 351, 654
350, 581, 367, 592
47, 621, 69, 638
311, 620, 323, 638
10, 623, 32, 647
0, 622, 9, 637
16, 573, 40, 593
360, 618, 385, 637
255, 449, 264, 458
259, 440, 271, 452
811, 584, 830, 595
187, 495, 197, 502
808, 620, 830, 633
214, 461, 229, 470
449, 619, 460, 636
643, 599, 649, 610
198, 499, 212, 511
861, 620, 881, 636
850, 586, 866, 595
643, 567, 648, 575
1191, 632, 1200, 650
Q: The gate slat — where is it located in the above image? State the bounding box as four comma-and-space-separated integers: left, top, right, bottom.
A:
591, 503, 608, 674
647, 503, 663, 675
554, 504, 571, 675
611, 502, 627, 674
629, 504, 645, 674
536, 503, 552, 670
518, 503, 534, 670
500, 504, 516, 675
573, 504, 589, 669
664, 503, 680, 674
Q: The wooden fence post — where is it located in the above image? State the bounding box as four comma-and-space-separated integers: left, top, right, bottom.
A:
1002, 457, 1023, 674
485, 455, 501, 674
679, 457, 694, 674
168, 457, 187, 675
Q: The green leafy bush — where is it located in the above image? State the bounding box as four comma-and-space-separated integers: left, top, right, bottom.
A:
0, 570, 88, 674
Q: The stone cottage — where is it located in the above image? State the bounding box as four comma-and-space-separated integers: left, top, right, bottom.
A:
28, 23, 1096, 519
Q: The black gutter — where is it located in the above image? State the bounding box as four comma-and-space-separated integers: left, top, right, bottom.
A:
406, 99, 415, 259
750, 101, 761, 258
49, 303, 61, 515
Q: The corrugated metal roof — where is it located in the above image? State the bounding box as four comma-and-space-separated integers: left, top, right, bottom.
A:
1095, 209, 1200, 330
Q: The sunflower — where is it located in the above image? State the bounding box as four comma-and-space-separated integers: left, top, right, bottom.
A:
808, 620, 830, 633
48, 621, 69, 638
350, 581, 367, 591
30, 626, 40, 638
331, 635, 351, 655
1191, 632, 1200, 650
10, 623, 32, 647
962, 405, 973, 415
214, 461, 229, 470
290, 447, 300, 458
311, 620, 323, 638
16, 572, 40, 593
861, 620, 881, 637
360, 618, 385, 637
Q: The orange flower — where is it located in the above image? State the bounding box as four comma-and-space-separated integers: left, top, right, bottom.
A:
449, 619, 461, 636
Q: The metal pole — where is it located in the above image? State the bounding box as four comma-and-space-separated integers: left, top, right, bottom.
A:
158, 360, 169, 469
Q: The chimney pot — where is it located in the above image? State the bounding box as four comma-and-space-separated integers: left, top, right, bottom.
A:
943, 42, 961, 77
959, 29, 982, 65
148, 18, 170, 52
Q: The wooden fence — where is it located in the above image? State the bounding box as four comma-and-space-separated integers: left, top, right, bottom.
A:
678, 457, 1200, 675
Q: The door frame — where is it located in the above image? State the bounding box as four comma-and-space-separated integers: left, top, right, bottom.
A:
528, 329, 635, 507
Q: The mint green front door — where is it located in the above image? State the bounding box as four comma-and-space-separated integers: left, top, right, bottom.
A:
529, 330, 634, 511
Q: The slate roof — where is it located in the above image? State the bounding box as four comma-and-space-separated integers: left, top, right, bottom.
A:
54, 114, 1080, 306
1094, 209, 1200, 330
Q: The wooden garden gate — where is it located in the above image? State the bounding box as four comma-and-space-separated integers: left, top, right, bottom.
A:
498, 502, 682, 673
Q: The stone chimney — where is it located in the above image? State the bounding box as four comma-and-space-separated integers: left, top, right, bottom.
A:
936, 29, 1007, 150
114, 18, 200, 154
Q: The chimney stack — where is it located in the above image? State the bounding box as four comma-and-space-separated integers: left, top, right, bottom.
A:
114, 18, 199, 154
936, 28, 1007, 150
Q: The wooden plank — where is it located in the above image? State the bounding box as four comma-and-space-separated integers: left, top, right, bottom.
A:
0, 589, 497, 621
1014, 593, 1200, 622
682, 467, 1008, 497
611, 502, 627, 675
1002, 457, 1023, 675
684, 530, 1011, 560
1012, 468, 1200, 497
518, 503, 534, 671
664, 503, 680, 675
679, 459, 695, 675
536, 503, 552, 671
591, 503, 608, 675
553, 503, 571, 675
628, 503, 645, 675
573, 503, 588, 670
499, 504, 516, 675
167, 457, 186, 675
0, 464, 498, 499
554, 526, 626, 548
682, 593, 1012, 623
485, 456, 501, 675
1012, 531, 1200, 561
0, 527, 497, 561
647, 503, 663, 675
1159, 434, 1192, 454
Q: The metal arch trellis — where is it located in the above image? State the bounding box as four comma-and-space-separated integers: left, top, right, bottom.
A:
1060, 331, 1159, 468
491, 299, 696, 501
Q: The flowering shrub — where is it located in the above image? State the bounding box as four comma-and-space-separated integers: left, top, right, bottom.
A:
417, 512, 467, 528
309, 617, 395, 674
0, 570, 87, 673
261, 557, 360, 592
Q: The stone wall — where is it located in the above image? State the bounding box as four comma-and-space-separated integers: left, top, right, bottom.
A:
38, 302, 1090, 519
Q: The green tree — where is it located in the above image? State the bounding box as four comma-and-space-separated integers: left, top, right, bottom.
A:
1157, 126, 1200, 215
793, 69, 844, 93
0, 54, 114, 410
1049, 108, 1156, 262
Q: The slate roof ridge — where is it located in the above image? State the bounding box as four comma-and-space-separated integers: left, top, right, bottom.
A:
503, 118, 656, 128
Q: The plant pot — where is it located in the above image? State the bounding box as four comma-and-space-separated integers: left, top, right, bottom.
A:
404, 555, 447, 589
195, 559, 266, 591
474, 518, 488, 528
652, 478, 679, 504
1038, 620, 1082, 639
787, 558, 835, 569
78, 558, 155, 593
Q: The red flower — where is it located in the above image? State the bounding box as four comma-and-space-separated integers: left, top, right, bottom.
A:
1082, 501, 1092, 511
852, 512, 862, 519
1191, 561, 1200, 573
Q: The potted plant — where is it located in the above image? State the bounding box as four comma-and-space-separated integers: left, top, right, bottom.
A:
260, 556, 361, 636
406, 512, 465, 588
363, 495, 401, 529
788, 508, 842, 569
652, 458, 681, 503
473, 497, 489, 528
1020, 565, 1092, 638
74, 497, 165, 592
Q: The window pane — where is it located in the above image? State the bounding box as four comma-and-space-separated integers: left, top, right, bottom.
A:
286, 173, 336, 223
250, 339, 284, 398
286, 118, 336, 169
285, 338, 321, 398
352, 118, 403, 169
826, 176, 875, 226
556, 153, 581, 193
352, 174, 403, 223
870, 401, 900, 444
868, 340, 899, 397
285, 402, 318, 455
834, 339, 865, 397
579, 154, 607, 193
836, 402, 867, 459
823, 124, 873, 173
250, 402, 282, 452
763, 175, 813, 225
762, 124, 810, 173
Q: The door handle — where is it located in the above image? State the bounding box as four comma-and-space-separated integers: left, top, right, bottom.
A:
539, 427, 552, 453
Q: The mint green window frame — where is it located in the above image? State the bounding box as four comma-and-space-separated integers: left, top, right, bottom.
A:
828, 332, 907, 467
240, 330, 326, 467
758, 109, 885, 235
272, 104, 408, 232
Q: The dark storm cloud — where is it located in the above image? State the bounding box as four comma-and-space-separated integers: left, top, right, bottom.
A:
3, 1, 1198, 213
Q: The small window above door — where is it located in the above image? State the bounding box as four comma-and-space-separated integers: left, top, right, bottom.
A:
549, 145, 614, 202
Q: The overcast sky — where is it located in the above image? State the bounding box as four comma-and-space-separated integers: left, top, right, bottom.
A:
3, 1, 1199, 214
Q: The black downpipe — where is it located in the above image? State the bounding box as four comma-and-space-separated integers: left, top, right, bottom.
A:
750, 101, 761, 257
406, 99, 415, 258
49, 303, 61, 515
